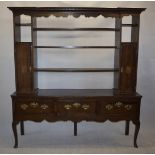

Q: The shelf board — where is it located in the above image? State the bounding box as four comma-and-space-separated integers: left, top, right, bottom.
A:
34, 46, 117, 49
33, 28, 120, 31
122, 24, 138, 27
15, 23, 32, 26
33, 68, 119, 72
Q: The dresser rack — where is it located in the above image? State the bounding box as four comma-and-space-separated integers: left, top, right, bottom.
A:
8, 7, 145, 148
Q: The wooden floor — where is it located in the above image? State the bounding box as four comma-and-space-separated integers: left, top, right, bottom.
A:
0, 121, 155, 153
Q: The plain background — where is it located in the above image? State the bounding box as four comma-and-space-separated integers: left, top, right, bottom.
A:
0, 1, 155, 153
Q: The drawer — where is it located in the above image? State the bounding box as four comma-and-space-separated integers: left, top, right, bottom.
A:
56, 98, 96, 118
98, 99, 140, 116
15, 98, 55, 114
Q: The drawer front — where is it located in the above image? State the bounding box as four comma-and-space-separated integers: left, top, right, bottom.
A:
98, 99, 140, 118
15, 99, 55, 114
56, 98, 96, 118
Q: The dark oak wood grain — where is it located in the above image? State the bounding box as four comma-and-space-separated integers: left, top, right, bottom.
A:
15, 42, 34, 93
9, 7, 145, 148
119, 42, 137, 94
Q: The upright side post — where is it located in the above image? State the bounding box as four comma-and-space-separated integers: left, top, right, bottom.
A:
131, 15, 140, 90
31, 16, 38, 91
114, 17, 122, 91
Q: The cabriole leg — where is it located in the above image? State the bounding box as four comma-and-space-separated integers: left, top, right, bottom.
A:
134, 121, 140, 148
20, 121, 24, 135
12, 121, 18, 148
125, 120, 130, 135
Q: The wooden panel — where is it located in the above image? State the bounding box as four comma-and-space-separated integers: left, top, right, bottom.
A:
119, 43, 137, 94
15, 42, 33, 93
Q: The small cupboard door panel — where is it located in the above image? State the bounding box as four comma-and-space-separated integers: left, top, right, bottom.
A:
119, 43, 138, 94
15, 42, 33, 93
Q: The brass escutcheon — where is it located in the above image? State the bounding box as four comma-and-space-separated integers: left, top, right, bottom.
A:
20, 104, 28, 110
73, 102, 81, 108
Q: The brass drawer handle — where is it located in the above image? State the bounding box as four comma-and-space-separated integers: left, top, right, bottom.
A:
20, 104, 28, 110
64, 104, 72, 110
124, 105, 132, 110
30, 102, 39, 108
82, 104, 90, 110
105, 104, 113, 110
73, 102, 81, 108
115, 102, 123, 107
40, 104, 48, 110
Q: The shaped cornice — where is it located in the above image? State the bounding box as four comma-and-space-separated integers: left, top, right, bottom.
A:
8, 7, 146, 18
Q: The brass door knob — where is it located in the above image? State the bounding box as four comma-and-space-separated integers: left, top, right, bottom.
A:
73, 102, 81, 108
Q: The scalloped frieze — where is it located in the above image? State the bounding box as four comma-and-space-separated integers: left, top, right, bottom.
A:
14, 12, 135, 18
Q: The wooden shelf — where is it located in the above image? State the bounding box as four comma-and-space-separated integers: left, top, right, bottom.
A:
122, 24, 138, 27
15, 24, 138, 28
15, 23, 31, 26
33, 28, 120, 31
34, 46, 117, 49
33, 68, 119, 72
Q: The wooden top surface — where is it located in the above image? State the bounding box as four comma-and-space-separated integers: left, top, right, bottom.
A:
11, 89, 142, 98
8, 7, 146, 12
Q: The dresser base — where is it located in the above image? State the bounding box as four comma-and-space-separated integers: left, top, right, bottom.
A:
11, 89, 142, 148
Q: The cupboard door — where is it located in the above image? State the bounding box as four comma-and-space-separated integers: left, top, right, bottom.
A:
15, 42, 33, 93
119, 43, 138, 94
